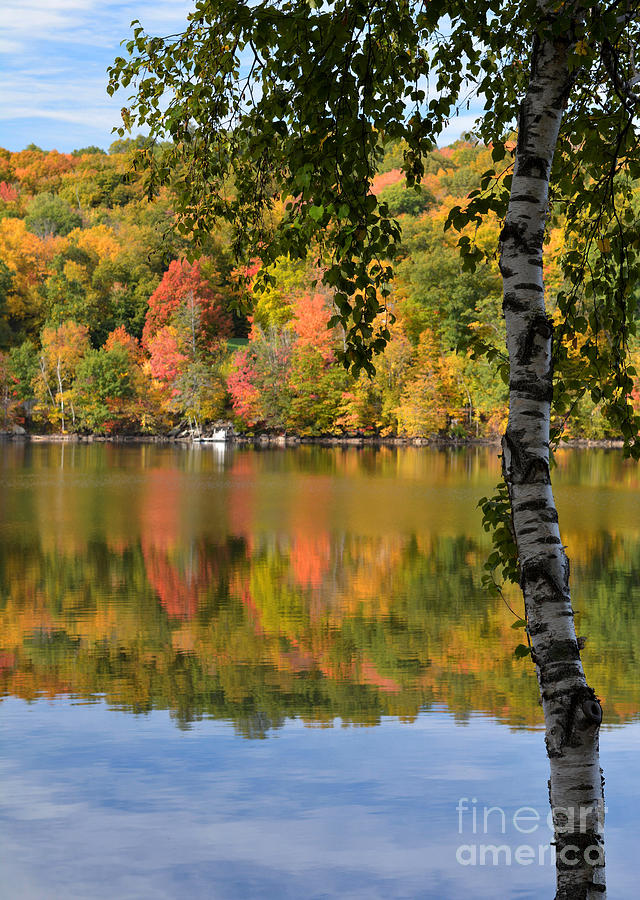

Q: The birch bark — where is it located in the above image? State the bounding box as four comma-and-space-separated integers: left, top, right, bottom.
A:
500, 17, 606, 900
56, 357, 65, 434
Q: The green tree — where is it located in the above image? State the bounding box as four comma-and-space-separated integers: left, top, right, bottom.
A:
72, 345, 134, 432
8, 340, 39, 403
286, 346, 349, 435
395, 213, 503, 349
377, 181, 435, 218
24, 192, 82, 239
43, 252, 89, 328
71, 146, 106, 157
0, 260, 13, 348
35, 321, 90, 432
173, 355, 228, 429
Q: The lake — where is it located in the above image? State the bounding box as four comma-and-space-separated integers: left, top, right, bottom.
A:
1, 442, 638, 898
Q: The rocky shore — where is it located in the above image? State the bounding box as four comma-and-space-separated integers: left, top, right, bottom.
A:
0, 423, 626, 450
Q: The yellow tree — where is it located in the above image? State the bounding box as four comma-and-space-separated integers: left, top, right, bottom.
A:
397, 329, 467, 437
35, 321, 90, 432
0, 218, 62, 336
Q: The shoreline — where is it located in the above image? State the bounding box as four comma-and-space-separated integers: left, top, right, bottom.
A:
0, 431, 626, 450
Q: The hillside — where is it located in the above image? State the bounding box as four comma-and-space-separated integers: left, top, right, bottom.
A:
0, 140, 632, 439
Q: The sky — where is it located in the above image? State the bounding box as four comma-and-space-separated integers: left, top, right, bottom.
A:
0, 0, 193, 153
0, 0, 473, 155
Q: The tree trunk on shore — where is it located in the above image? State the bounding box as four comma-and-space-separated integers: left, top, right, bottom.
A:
500, 21, 606, 900
56, 357, 65, 434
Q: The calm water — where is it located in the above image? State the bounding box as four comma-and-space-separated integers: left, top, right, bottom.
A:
1, 443, 639, 898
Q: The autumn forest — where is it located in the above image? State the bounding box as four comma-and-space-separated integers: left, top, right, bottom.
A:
1, 138, 635, 440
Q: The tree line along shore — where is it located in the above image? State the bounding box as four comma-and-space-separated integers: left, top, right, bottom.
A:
1, 139, 639, 442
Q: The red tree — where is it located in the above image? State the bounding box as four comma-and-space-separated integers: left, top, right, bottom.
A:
0, 181, 18, 203
147, 327, 186, 385
292, 291, 338, 362
142, 258, 233, 354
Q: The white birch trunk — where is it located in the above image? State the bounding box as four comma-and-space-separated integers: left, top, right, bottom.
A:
1, 383, 8, 426
40, 357, 56, 409
56, 357, 65, 433
500, 23, 606, 900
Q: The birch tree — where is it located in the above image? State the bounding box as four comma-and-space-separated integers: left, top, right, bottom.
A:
110, 1, 640, 895
496, 21, 606, 900
37, 321, 90, 432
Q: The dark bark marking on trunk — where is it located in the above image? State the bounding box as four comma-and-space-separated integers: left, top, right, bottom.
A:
514, 498, 559, 524
519, 510, 560, 524
498, 261, 516, 278
542, 688, 569, 703
517, 312, 553, 365
557, 688, 603, 759
545, 639, 580, 663
582, 698, 603, 726
520, 556, 568, 601
499, 220, 527, 247
555, 830, 604, 868
503, 292, 529, 314
504, 428, 552, 483
511, 193, 543, 203
499, 222, 545, 254
515, 154, 550, 179
539, 661, 582, 688
528, 620, 549, 636
514, 497, 548, 512
509, 378, 554, 402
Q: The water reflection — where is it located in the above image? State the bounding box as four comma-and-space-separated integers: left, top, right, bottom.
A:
0, 443, 639, 733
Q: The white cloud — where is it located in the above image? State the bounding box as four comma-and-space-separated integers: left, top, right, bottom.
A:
1, 1, 194, 49
2, 2, 106, 50
0, 1, 193, 151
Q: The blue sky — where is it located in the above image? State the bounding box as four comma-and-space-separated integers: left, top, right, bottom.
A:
0, 0, 193, 153
0, 0, 474, 154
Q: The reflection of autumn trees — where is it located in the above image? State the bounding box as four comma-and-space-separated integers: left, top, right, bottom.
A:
1, 528, 639, 733
2, 443, 639, 733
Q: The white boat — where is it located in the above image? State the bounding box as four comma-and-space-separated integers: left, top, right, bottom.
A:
193, 427, 232, 443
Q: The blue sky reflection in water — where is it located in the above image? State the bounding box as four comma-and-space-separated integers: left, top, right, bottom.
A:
1, 701, 639, 899
1, 444, 640, 898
